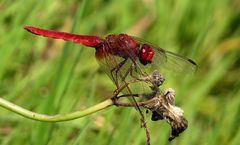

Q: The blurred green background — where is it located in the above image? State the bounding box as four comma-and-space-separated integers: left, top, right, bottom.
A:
0, 0, 239, 145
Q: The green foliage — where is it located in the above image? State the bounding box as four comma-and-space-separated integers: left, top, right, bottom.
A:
0, 0, 239, 145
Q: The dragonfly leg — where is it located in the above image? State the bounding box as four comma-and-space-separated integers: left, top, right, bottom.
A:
128, 63, 148, 81
110, 58, 128, 88
120, 63, 132, 82
113, 79, 140, 96
120, 60, 143, 82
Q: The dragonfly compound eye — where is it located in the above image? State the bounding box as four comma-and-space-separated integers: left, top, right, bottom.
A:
139, 44, 155, 65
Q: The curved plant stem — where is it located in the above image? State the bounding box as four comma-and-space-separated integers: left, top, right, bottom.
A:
0, 98, 113, 122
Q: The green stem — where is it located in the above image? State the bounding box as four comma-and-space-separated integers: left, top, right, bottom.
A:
0, 98, 113, 122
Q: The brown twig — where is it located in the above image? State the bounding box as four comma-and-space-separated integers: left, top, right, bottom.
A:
113, 87, 188, 142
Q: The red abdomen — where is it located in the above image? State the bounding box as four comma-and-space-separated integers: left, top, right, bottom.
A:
24, 26, 104, 47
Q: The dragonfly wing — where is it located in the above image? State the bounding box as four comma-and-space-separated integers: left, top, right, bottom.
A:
134, 37, 197, 74
153, 48, 197, 74
96, 45, 152, 96
97, 52, 150, 114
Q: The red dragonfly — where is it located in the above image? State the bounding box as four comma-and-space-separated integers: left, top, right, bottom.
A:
24, 26, 197, 92
24, 26, 197, 144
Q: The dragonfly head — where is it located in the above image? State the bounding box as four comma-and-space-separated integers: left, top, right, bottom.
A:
139, 44, 155, 65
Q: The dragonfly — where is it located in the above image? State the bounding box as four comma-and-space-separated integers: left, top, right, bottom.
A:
24, 26, 197, 92
24, 26, 197, 144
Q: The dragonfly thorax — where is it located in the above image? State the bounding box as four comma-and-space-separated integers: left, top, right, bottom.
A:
104, 34, 139, 59
102, 34, 155, 66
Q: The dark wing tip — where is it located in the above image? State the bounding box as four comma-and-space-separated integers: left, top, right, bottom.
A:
187, 58, 198, 72
187, 58, 197, 65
